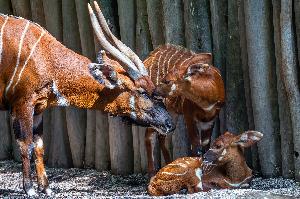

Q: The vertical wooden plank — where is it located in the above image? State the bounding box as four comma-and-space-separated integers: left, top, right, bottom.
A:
11, 0, 32, 19
0, 1, 12, 161
0, 111, 11, 160
162, 0, 185, 46
117, 0, 135, 49
281, 0, 300, 180
172, 115, 189, 160
109, 117, 133, 174
0, 0, 12, 14
210, 0, 227, 137
48, 108, 73, 167
237, 0, 258, 170
225, 0, 248, 134
95, 112, 110, 170
43, 0, 73, 168
75, 0, 96, 168
244, 0, 281, 177
62, 0, 86, 168
30, 0, 46, 25
183, 0, 212, 52
273, 0, 294, 178
146, 0, 165, 48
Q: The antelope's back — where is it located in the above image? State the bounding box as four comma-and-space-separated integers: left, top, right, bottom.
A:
143, 44, 195, 86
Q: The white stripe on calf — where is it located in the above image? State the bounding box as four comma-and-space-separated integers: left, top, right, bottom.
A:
129, 95, 136, 119
12, 29, 46, 93
0, 16, 8, 65
5, 21, 30, 96
162, 170, 188, 176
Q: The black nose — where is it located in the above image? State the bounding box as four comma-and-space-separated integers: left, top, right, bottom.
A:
166, 120, 176, 133
203, 150, 216, 163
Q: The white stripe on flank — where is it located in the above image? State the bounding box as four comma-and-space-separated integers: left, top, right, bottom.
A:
0, 16, 8, 64
179, 56, 192, 68
161, 49, 172, 77
166, 49, 179, 73
156, 49, 168, 85
5, 21, 30, 96
12, 29, 45, 93
162, 170, 188, 176
171, 52, 185, 72
168, 162, 187, 168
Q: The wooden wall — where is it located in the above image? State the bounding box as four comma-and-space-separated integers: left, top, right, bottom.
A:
0, 0, 299, 180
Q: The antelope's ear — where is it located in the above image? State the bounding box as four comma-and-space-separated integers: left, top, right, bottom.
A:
184, 63, 209, 81
89, 63, 121, 89
234, 131, 263, 148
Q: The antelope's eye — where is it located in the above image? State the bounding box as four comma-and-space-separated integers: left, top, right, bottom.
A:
215, 143, 222, 149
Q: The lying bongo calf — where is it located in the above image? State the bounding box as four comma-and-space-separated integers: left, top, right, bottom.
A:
148, 131, 263, 196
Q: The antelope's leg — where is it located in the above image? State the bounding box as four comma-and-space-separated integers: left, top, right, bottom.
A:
158, 134, 171, 164
11, 104, 36, 196
183, 113, 202, 156
145, 128, 156, 177
33, 114, 52, 195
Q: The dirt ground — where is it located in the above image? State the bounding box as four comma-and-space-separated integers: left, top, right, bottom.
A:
0, 160, 299, 198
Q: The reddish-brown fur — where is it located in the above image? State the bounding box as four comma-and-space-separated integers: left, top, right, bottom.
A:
143, 44, 225, 175
148, 131, 263, 196
0, 11, 174, 196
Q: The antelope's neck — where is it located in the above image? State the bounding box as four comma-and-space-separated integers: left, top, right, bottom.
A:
223, 153, 252, 182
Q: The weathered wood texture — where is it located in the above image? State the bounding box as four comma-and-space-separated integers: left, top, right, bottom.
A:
0, 0, 298, 181
244, 0, 281, 177
281, 0, 300, 180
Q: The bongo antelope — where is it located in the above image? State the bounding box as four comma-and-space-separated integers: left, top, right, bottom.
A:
148, 131, 263, 196
0, 2, 174, 196
143, 44, 225, 176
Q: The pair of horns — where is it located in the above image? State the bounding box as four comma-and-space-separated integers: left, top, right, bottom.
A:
88, 1, 148, 80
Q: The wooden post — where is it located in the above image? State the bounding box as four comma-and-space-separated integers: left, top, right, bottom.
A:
11, 0, 32, 19
30, 0, 46, 26
244, 0, 281, 177
146, 0, 165, 48
210, 0, 227, 138
183, 0, 212, 52
280, 0, 300, 180
237, 0, 258, 170
0, 1, 12, 160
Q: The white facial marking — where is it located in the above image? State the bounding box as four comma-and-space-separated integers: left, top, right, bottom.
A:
195, 168, 203, 190
12, 29, 46, 93
5, 21, 30, 96
168, 84, 177, 95
52, 82, 69, 106
202, 138, 210, 146
0, 16, 8, 64
240, 134, 248, 142
218, 149, 227, 161
202, 102, 217, 112
162, 170, 188, 176
129, 95, 137, 119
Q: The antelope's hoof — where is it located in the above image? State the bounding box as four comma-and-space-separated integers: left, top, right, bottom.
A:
43, 188, 54, 196
26, 188, 38, 197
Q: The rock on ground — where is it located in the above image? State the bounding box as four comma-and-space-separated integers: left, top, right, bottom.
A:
0, 160, 299, 198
